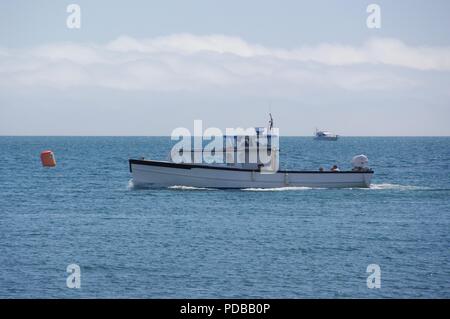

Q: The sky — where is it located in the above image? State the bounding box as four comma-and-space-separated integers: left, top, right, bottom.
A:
0, 0, 449, 136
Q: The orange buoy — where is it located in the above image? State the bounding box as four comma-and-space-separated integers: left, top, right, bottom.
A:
41, 150, 56, 167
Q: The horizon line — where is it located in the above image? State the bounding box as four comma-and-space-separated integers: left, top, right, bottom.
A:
1, 135, 450, 138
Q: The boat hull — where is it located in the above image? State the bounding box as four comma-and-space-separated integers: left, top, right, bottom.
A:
314, 136, 338, 141
129, 159, 373, 189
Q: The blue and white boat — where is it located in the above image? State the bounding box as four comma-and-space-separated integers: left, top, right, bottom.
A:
314, 128, 339, 141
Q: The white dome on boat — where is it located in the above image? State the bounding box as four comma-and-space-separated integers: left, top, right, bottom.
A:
351, 154, 369, 168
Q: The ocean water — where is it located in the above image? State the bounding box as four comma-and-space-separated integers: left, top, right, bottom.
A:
0, 136, 449, 298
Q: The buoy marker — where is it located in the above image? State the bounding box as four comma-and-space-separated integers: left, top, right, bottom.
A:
41, 150, 56, 167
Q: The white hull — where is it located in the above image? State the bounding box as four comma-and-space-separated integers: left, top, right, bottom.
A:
314, 136, 338, 141
129, 159, 373, 189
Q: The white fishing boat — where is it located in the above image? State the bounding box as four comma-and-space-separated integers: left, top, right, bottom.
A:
129, 117, 372, 189
314, 128, 339, 141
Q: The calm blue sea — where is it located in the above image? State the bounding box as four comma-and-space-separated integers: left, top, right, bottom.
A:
0, 137, 449, 298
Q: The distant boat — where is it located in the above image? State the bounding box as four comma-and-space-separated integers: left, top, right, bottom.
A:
314, 128, 339, 141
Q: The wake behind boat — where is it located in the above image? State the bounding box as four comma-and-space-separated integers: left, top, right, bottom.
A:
129, 116, 372, 189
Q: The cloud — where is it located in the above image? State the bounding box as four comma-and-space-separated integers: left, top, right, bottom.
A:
0, 34, 449, 94
106, 34, 450, 70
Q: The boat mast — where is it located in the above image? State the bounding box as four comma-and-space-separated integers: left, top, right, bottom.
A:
268, 113, 274, 132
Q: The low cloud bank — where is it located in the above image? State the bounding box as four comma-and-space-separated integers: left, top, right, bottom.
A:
1, 34, 449, 94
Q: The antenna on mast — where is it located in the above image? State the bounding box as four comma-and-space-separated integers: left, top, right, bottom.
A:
267, 99, 273, 132
268, 113, 274, 131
